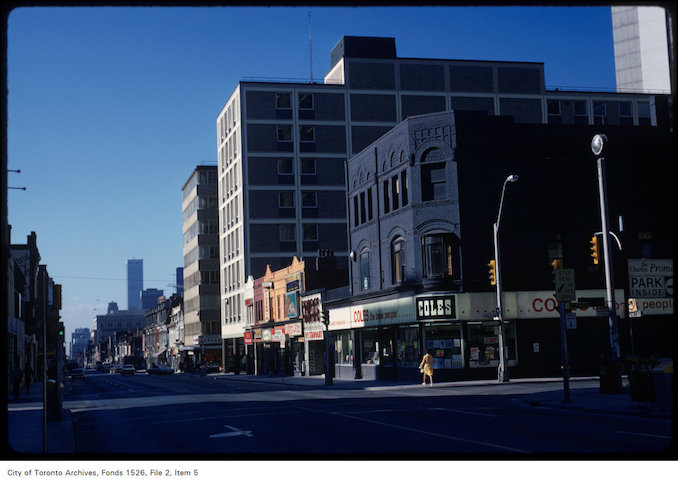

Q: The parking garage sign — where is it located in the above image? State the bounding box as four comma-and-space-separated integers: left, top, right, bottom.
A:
628, 259, 673, 315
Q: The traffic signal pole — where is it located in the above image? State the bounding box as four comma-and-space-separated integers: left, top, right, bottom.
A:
597, 155, 622, 390
591, 134, 622, 392
494, 222, 509, 383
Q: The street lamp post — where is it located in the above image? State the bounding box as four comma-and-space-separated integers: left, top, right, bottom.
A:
591, 134, 622, 391
494, 174, 519, 383
321, 309, 332, 385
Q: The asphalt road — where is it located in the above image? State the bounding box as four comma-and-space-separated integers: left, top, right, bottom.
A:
68, 372, 672, 457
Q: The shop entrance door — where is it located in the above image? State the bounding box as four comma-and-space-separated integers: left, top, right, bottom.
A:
379, 326, 397, 380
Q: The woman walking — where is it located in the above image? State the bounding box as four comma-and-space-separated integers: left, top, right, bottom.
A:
419, 352, 434, 386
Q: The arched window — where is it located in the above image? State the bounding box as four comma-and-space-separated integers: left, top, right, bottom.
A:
391, 237, 406, 284
360, 249, 371, 291
420, 148, 447, 201
421, 233, 460, 279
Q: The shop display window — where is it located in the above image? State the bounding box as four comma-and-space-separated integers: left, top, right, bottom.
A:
424, 323, 463, 369
396, 324, 421, 368
362, 328, 380, 365
334, 331, 353, 365
466, 322, 516, 368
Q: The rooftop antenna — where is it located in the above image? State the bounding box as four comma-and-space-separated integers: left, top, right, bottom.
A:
308, 11, 313, 83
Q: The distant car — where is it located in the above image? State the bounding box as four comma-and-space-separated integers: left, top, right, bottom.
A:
120, 364, 136, 375
147, 364, 174, 376
70, 368, 85, 380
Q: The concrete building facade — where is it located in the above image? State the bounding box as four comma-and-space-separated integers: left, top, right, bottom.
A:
181, 165, 222, 369
612, 6, 672, 93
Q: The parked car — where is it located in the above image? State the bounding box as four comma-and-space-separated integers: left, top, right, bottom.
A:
70, 367, 85, 380
109, 365, 120, 374
120, 364, 136, 375
147, 364, 174, 376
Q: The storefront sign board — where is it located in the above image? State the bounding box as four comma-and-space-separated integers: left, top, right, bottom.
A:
514, 289, 626, 319
285, 322, 302, 336
627, 259, 673, 315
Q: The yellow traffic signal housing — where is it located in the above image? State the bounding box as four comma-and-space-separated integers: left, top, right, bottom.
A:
589, 236, 599, 264
488, 259, 496, 285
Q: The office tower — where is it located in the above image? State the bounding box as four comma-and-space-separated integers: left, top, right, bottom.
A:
176, 267, 184, 296
612, 6, 672, 93
141, 288, 165, 310
127, 259, 143, 310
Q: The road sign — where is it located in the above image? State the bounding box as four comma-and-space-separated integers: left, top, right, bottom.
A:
555, 269, 576, 302
565, 312, 577, 330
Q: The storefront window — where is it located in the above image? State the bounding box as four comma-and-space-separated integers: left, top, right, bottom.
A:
424, 323, 463, 369
361, 328, 380, 365
334, 331, 353, 365
396, 324, 421, 368
466, 322, 516, 368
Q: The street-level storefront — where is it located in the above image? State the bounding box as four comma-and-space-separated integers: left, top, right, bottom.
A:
323, 289, 627, 382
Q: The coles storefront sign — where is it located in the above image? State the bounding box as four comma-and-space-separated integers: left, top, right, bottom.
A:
515, 290, 626, 319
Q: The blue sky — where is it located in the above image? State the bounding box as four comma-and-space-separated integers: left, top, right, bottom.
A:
7, 5, 618, 338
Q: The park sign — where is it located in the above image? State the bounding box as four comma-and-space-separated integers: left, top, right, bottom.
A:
627, 259, 673, 315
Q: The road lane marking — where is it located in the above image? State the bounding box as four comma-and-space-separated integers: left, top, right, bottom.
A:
616, 431, 672, 440
210, 425, 253, 438
429, 407, 497, 417
327, 411, 527, 453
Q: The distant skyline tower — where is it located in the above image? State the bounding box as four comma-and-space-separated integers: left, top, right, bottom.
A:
176, 267, 184, 296
127, 259, 143, 310
141, 288, 164, 310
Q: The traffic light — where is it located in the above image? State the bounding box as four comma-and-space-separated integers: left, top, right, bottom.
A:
552, 259, 563, 270
488, 259, 496, 286
589, 235, 599, 264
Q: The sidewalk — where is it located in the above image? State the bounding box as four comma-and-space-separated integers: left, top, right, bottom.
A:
5, 378, 75, 455
5, 373, 671, 456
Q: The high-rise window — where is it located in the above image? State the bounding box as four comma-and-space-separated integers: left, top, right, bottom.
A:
593, 101, 607, 125
301, 158, 316, 174
303, 224, 318, 241
277, 125, 292, 142
299, 93, 314, 109
619, 102, 633, 125
302, 191, 317, 208
280, 224, 295, 242
574, 100, 588, 125
279, 191, 294, 208
300, 125, 315, 143
276, 93, 291, 109
278, 158, 293, 175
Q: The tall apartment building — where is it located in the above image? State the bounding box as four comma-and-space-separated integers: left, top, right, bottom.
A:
181, 165, 222, 368
126, 259, 143, 310
612, 6, 672, 93
216, 35, 671, 353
